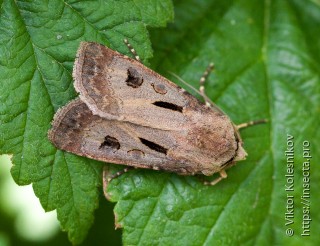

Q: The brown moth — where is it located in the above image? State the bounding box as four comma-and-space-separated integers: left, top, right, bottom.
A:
48, 42, 251, 185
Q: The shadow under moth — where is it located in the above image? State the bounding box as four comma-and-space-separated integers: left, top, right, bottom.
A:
48, 41, 263, 185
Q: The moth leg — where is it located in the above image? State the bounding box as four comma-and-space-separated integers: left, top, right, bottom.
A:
199, 63, 215, 106
103, 166, 135, 200
124, 39, 141, 62
237, 119, 268, 130
105, 166, 135, 183
203, 170, 227, 186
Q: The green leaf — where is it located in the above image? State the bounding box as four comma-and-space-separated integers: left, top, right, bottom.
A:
106, 0, 320, 245
0, 0, 173, 244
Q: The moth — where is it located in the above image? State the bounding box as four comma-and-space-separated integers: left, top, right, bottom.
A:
49, 41, 263, 185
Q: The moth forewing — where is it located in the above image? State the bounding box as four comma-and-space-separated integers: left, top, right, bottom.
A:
49, 41, 249, 180
73, 42, 191, 128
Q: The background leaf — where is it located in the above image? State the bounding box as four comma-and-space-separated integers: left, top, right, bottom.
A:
106, 0, 320, 245
0, 0, 173, 244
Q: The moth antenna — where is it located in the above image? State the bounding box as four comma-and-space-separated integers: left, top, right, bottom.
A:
169, 72, 212, 104
124, 39, 141, 62
203, 170, 228, 186
169, 72, 225, 115
169, 64, 215, 107
237, 119, 268, 130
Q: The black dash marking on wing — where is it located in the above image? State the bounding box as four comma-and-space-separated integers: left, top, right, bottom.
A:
139, 138, 167, 154
153, 101, 183, 112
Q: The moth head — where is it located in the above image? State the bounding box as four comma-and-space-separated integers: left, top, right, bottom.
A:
216, 126, 247, 172
232, 126, 247, 162
233, 142, 247, 161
